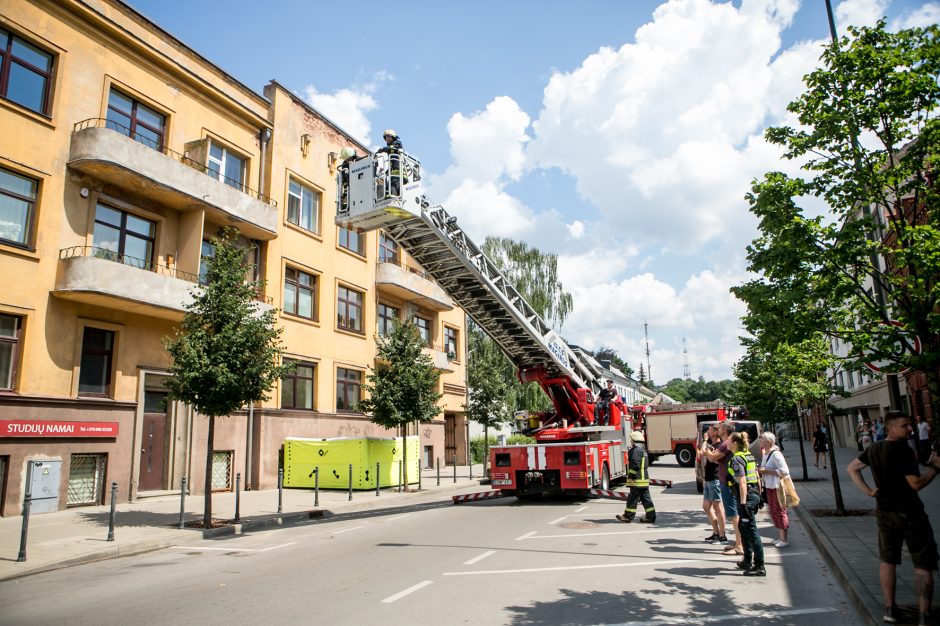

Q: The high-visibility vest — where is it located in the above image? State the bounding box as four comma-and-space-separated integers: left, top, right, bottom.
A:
726, 450, 758, 491
626, 445, 649, 487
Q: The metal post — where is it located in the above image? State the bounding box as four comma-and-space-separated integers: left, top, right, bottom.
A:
398, 460, 402, 493
178, 477, 187, 529
234, 473, 241, 522
277, 468, 283, 514
469, 458, 473, 480
107, 482, 118, 541
376, 462, 380, 497
436, 457, 440, 486
348, 464, 353, 501
418, 457, 423, 491
314, 467, 319, 508
453, 455, 457, 483
16, 483, 32, 562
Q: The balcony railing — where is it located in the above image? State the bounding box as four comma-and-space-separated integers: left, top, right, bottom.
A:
59, 246, 199, 283
378, 258, 435, 281
73, 118, 276, 207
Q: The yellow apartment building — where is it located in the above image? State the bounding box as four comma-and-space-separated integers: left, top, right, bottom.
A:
0, 0, 468, 516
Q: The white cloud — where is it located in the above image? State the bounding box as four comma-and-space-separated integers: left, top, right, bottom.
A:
439, 180, 535, 239
892, 2, 940, 29
446, 96, 531, 182
567, 220, 585, 239
835, 0, 889, 30
302, 71, 393, 146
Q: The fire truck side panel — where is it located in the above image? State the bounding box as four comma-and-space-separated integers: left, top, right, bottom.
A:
489, 441, 624, 495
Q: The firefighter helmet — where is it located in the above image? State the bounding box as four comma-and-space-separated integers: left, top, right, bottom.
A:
383, 129, 398, 139
630, 430, 645, 443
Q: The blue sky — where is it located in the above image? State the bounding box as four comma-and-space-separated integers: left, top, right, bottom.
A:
131, 0, 937, 383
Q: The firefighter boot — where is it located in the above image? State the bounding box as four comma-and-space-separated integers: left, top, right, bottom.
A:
641, 512, 656, 523
616, 513, 634, 523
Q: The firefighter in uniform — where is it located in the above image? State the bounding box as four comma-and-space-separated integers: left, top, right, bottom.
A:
377, 129, 403, 196
727, 431, 765, 576
617, 430, 656, 523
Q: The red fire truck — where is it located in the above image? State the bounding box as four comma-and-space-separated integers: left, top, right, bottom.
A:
337, 148, 635, 498
629, 402, 733, 467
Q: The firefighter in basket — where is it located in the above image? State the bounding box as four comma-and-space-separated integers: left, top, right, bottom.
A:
617, 430, 656, 523
595, 379, 620, 426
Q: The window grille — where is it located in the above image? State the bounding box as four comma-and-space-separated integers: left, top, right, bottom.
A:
211, 451, 233, 491
67, 453, 106, 506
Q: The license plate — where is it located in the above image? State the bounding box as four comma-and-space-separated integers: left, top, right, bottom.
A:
491, 479, 512, 485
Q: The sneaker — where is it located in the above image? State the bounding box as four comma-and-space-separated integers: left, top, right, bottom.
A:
705, 533, 719, 542
743, 566, 766, 577
775, 541, 789, 548
883, 606, 898, 623
735, 560, 753, 570
716, 535, 728, 543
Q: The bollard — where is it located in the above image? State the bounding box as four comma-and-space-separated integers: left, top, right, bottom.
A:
314, 467, 319, 508
418, 458, 423, 491
277, 468, 283, 514
178, 476, 187, 529
453, 455, 457, 483
376, 462, 380, 497
235, 473, 241, 522
398, 460, 402, 493
348, 464, 353, 501
16, 482, 32, 562
107, 482, 118, 541
436, 457, 440, 487
470, 459, 473, 480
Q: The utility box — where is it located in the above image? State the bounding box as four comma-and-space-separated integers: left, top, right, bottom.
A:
27, 459, 62, 514
282, 436, 419, 489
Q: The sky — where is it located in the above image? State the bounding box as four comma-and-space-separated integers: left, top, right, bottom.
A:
130, 0, 938, 384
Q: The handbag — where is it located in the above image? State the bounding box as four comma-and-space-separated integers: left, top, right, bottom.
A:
777, 474, 800, 508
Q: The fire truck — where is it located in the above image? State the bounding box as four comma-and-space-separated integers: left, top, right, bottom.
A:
629, 402, 733, 467
337, 148, 632, 497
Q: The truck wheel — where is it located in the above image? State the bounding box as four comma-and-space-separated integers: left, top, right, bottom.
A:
600, 466, 611, 491
676, 445, 695, 468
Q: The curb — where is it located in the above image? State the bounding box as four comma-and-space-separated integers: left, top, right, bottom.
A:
794, 505, 881, 626
201, 509, 326, 538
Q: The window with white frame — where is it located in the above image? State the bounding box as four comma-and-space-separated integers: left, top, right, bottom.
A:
207, 140, 246, 191
287, 179, 320, 234
0, 314, 21, 390
0, 167, 37, 247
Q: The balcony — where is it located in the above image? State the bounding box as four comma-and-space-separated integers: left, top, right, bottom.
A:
53, 247, 273, 320
423, 346, 457, 372
376, 260, 453, 311
68, 120, 277, 241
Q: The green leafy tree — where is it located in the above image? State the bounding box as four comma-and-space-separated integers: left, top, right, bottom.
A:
165, 228, 288, 527
595, 346, 634, 378
734, 22, 940, 437
359, 318, 441, 491
464, 324, 512, 471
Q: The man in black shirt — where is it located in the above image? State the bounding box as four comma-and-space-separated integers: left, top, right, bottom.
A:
848, 411, 940, 625
595, 379, 619, 426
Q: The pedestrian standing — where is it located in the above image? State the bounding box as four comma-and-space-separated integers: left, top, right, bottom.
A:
728, 431, 765, 576
874, 417, 886, 443
616, 430, 656, 523
813, 423, 828, 469
847, 411, 940, 625
700, 424, 726, 544
703, 421, 743, 556
916, 416, 931, 466
758, 432, 790, 548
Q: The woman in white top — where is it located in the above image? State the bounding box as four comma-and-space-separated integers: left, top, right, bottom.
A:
758, 431, 790, 547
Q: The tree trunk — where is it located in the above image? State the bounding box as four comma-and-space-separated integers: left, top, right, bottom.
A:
795, 405, 808, 481
484, 423, 489, 478
204, 414, 215, 528
401, 424, 408, 493
824, 402, 846, 515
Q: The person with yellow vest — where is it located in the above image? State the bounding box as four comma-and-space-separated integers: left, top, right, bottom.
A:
728, 431, 765, 576
616, 430, 656, 523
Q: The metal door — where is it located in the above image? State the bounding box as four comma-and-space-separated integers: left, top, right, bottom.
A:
444, 413, 456, 464
27, 459, 61, 514
139, 393, 168, 491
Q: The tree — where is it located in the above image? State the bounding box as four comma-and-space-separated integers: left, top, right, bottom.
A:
734, 22, 940, 438
464, 324, 512, 473
359, 318, 441, 491
595, 346, 634, 378
637, 363, 647, 387
165, 228, 288, 527
473, 237, 575, 414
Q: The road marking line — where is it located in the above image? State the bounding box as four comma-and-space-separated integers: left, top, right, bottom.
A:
548, 517, 566, 525
172, 546, 259, 552
333, 525, 365, 535
515, 531, 536, 541
617, 606, 837, 625
443, 552, 808, 576
522, 527, 704, 539
463, 550, 497, 565
387, 514, 412, 521
258, 541, 297, 552
575, 505, 589, 512
381, 580, 433, 603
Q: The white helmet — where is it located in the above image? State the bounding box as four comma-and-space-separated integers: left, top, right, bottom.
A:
383, 129, 398, 139
630, 430, 645, 443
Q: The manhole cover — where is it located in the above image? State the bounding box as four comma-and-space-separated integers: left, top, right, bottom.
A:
560, 520, 599, 529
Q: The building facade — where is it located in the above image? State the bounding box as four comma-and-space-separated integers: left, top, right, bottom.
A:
0, 0, 467, 516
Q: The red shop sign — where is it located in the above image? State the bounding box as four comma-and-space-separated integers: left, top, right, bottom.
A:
0, 420, 119, 438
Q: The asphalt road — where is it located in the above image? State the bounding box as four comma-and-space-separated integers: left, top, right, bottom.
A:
0, 460, 859, 625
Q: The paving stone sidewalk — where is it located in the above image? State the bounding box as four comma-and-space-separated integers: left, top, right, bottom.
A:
0, 464, 489, 582
781, 440, 940, 626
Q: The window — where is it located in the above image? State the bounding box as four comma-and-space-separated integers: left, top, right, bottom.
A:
67, 453, 106, 506
198, 239, 215, 285
78, 327, 114, 396
336, 367, 361, 412
211, 451, 233, 491
281, 360, 315, 410
445, 327, 458, 360
379, 233, 398, 263
414, 316, 431, 346
0, 167, 37, 246
337, 285, 363, 332
0, 29, 54, 115
377, 303, 399, 337
208, 140, 246, 191
106, 88, 165, 150
92, 203, 155, 269
284, 267, 316, 320
287, 179, 320, 233
339, 227, 364, 255
0, 314, 21, 390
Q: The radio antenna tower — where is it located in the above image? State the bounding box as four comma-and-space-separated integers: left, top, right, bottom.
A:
683, 337, 691, 380
644, 320, 652, 384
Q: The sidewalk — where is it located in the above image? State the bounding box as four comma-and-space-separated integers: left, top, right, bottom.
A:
0, 464, 489, 582
781, 441, 940, 626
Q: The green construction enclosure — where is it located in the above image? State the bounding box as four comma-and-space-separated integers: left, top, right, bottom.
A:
282, 436, 420, 489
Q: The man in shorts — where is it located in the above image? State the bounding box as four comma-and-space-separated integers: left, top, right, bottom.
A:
848, 411, 940, 625
702, 421, 742, 555
700, 424, 726, 543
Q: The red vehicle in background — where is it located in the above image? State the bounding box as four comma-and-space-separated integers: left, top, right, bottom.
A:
629, 402, 734, 467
